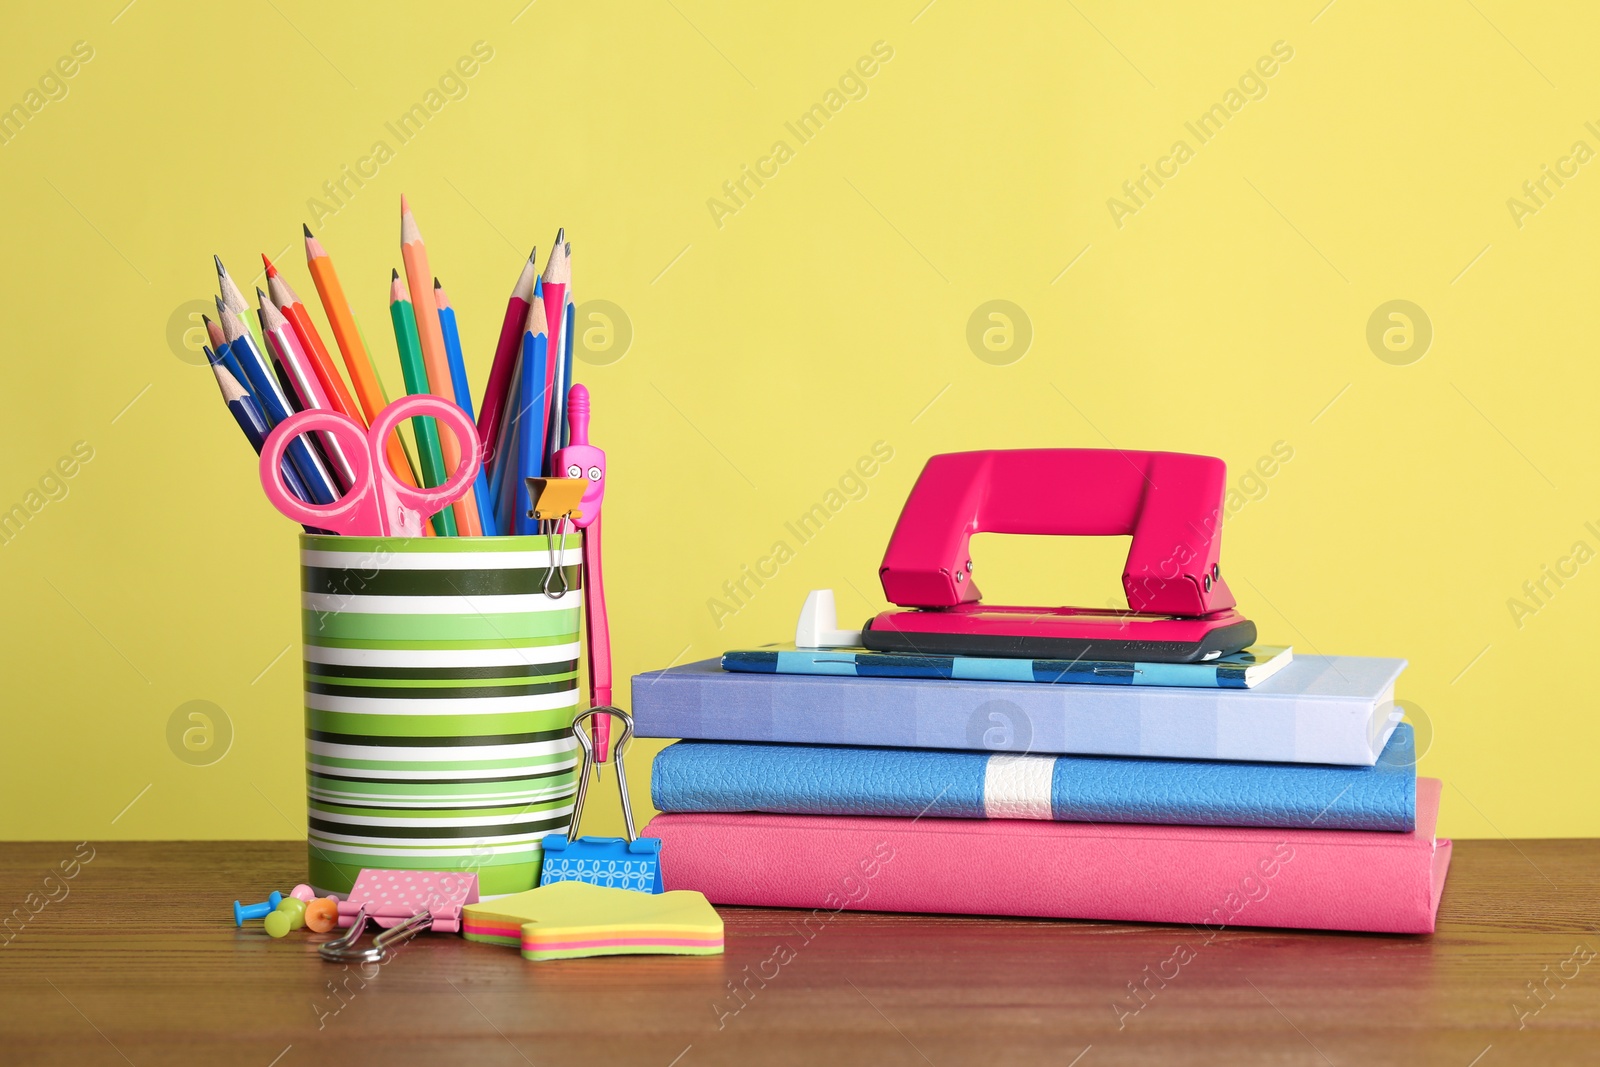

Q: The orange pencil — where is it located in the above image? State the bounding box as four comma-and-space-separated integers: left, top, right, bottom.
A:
301, 226, 422, 491
399, 195, 482, 535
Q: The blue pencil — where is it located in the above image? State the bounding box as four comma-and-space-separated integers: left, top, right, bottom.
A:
513, 329, 549, 536
207, 357, 315, 519
434, 279, 498, 536
217, 303, 339, 505
204, 335, 250, 397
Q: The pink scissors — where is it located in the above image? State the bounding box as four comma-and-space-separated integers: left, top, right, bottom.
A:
260, 396, 481, 536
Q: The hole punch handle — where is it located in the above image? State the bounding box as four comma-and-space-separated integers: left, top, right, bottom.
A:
566, 707, 637, 842
877, 449, 1237, 616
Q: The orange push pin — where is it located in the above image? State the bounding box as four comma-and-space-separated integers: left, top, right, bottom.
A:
305, 897, 340, 933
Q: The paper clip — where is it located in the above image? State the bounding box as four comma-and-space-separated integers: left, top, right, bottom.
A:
540, 707, 663, 894
527, 477, 587, 599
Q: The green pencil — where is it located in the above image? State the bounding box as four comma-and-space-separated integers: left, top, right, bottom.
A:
389, 269, 457, 536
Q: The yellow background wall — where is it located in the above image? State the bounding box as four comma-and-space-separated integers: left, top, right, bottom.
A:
2, 1, 1594, 842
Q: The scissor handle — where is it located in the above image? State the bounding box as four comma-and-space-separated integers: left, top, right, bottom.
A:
259, 410, 374, 535
370, 395, 482, 524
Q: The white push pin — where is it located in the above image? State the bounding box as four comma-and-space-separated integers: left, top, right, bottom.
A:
795, 589, 862, 649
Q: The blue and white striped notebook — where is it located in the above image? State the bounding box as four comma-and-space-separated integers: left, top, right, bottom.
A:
720, 645, 1293, 689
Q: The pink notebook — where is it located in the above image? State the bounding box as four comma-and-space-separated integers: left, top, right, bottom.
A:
642, 778, 1451, 934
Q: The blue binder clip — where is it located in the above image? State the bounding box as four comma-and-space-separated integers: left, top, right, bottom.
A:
540, 707, 663, 894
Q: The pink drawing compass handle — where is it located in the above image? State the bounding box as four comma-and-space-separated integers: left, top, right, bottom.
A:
552, 385, 612, 761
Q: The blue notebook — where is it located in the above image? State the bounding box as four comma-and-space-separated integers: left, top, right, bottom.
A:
720, 645, 1293, 689
651, 724, 1417, 832
631, 655, 1408, 766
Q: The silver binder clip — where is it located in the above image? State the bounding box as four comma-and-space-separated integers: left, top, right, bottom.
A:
318, 905, 432, 965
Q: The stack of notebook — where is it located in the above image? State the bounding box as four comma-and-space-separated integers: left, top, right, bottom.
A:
632, 645, 1451, 934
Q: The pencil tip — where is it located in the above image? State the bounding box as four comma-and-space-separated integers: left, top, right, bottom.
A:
392, 267, 400, 280
554, 227, 564, 244
528, 245, 538, 262
213, 254, 225, 276
400, 193, 410, 213
302, 222, 313, 238
434, 277, 442, 288
201, 314, 212, 325
255, 287, 267, 301
261, 252, 276, 275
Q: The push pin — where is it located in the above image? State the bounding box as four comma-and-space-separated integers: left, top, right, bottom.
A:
233, 890, 284, 927
289, 884, 317, 902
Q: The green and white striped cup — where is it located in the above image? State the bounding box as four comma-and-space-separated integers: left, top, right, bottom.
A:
300, 532, 583, 897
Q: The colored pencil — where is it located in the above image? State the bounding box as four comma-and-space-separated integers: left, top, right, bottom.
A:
214, 255, 268, 361
478, 247, 537, 477
202, 316, 249, 395
539, 232, 570, 399
491, 356, 523, 534
263, 253, 363, 424
435, 279, 498, 536
540, 234, 571, 472
258, 291, 358, 490
400, 196, 482, 535
208, 356, 314, 513
560, 297, 576, 449
218, 303, 339, 504
513, 304, 550, 536
390, 270, 457, 537
301, 225, 421, 489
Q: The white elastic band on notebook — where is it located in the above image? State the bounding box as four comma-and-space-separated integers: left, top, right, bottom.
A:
983, 754, 1056, 820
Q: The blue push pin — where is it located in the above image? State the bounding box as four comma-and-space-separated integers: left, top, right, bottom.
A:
233, 891, 284, 927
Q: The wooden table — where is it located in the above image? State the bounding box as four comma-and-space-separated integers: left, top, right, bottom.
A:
2, 841, 1596, 1065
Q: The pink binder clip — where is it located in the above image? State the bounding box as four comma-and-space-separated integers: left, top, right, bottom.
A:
320, 869, 479, 964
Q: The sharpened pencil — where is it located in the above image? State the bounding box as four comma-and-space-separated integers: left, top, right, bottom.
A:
435, 279, 498, 536
301, 225, 422, 490
540, 233, 571, 472
390, 269, 457, 536
514, 281, 550, 537
215, 255, 269, 362
218, 302, 339, 504
209, 357, 315, 518
264, 253, 363, 426
479, 248, 537, 478
259, 291, 358, 491
400, 196, 481, 535
202, 315, 250, 396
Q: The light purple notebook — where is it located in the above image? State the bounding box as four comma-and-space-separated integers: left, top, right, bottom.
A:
630, 655, 1406, 766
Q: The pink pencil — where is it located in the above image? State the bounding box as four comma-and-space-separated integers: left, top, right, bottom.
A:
539, 232, 570, 414
257, 291, 358, 490
478, 248, 538, 477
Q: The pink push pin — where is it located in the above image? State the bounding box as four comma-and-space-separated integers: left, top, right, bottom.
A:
289, 884, 317, 902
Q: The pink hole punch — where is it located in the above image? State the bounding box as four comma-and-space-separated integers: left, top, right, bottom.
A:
319, 868, 479, 964
862, 449, 1257, 663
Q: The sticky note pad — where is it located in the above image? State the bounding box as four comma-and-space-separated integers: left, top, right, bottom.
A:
462, 880, 724, 961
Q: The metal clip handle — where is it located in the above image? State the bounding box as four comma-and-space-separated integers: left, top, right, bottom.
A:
318, 906, 432, 964
566, 706, 637, 842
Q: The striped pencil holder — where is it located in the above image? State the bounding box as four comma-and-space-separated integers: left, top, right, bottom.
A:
299, 532, 583, 897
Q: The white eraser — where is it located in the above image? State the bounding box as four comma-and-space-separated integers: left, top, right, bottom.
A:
795, 589, 862, 649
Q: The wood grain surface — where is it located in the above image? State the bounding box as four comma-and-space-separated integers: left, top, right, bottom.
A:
1, 840, 1596, 1066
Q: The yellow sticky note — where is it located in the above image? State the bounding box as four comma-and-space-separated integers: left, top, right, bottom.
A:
462, 881, 723, 961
